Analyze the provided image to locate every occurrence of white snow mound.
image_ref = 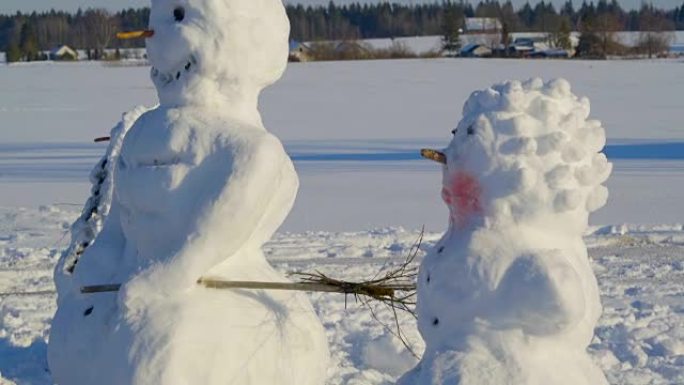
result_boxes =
[398,78,612,385]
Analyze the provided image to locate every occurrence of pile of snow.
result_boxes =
[48,0,328,384]
[400,79,611,384]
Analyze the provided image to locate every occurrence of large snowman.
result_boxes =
[48,0,330,384]
[398,79,611,385]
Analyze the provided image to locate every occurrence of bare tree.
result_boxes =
[636,5,675,58]
[37,15,70,49]
[498,1,520,51]
[84,9,116,60]
[441,4,464,56]
[591,13,624,56]
[552,17,573,50]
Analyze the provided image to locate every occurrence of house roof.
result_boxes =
[50,45,77,57]
[465,17,502,32]
[460,43,480,53]
[289,40,315,52]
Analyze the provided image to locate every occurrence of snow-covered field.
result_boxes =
[1,207,683,384]
[2,59,684,231]
[1,59,683,383]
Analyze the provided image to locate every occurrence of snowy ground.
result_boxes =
[1,59,683,231]
[1,59,683,383]
[1,206,683,384]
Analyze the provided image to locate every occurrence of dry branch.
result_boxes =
[199,278,414,297]
[80,278,416,299]
[79,231,424,356]
[288,229,424,357]
[81,284,121,293]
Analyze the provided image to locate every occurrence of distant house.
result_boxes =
[464,17,502,34]
[289,40,312,62]
[507,36,577,58]
[460,43,492,58]
[513,37,550,52]
[334,41,370,56]
[511,37,536,53]
[292,40,373,61]
[528,49,570,58]
[49,45,78,61]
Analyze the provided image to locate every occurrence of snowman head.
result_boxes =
[422,79,612,234]
[120,0,289,108]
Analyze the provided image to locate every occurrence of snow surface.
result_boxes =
[1,207,683,384]
[1,59,683,231]
[361,36,443,55]
[0,57,683,384]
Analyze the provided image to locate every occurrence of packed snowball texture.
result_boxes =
[47,0,330,384]
[398,78,612,385]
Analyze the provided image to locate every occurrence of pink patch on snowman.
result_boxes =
[442,171,482,227]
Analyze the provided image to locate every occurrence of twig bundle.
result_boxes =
[79,231,424,355]
[290,231,421,316]
[81,274,417,301]
[198,278,414,297]
[283,230,423,357]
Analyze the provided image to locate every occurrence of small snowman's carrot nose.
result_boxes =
[421,149,447,164]
[116,30,155,40]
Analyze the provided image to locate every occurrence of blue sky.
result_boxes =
[0,0,681,14]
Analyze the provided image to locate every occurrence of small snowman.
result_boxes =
[48,1,329,384]
[398,79,611,385]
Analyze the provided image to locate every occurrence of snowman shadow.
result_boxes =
[0,337,51,384]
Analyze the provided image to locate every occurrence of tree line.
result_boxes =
[1,1,683,62]
[0,8,148,62]
[288,1,683,41]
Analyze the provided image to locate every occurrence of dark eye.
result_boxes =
[451,128,457,135]
[173,7,185,22]
[467,126,475,135]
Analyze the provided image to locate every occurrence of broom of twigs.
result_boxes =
[79,231,423,355]
[290,229,423,357]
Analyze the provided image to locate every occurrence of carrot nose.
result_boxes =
[421,149,446,164]
[116,30,155,40]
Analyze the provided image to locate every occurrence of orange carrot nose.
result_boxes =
[421,149,447,165]
[116,30,155,40]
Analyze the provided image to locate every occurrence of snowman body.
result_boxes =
[48,1,329,384]
[399,79,611,385]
